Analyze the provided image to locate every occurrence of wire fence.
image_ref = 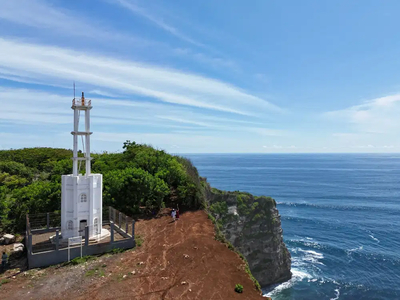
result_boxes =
[109,207,134,237]
[27,212,61,231]
[27,207,134,254]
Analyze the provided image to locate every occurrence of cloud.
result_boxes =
[0,0,148,45]
[0,88,282,141]
[0,37,281,116]
[89,90,119,98]
[110,0,204,47]
[262,145,297,150]
[324,94,400,134]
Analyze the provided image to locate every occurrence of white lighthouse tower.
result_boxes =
[61,92,103,240]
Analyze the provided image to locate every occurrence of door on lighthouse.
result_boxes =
[79,220,87,238]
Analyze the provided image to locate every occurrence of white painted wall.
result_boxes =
[61,174,103,239]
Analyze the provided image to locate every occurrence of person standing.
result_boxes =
[176,206,180,221]
[1,251,7,271]
[171,209,176,222]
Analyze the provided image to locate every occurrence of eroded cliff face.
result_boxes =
[205,185,291,287]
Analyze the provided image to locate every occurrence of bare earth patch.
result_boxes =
[1,211,264,299]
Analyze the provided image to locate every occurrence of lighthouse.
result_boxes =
[61,92,103,240]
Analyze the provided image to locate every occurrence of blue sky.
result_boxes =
[1,0,400,153]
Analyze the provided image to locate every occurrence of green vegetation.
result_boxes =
[0,279,10,288]
[135,235,144,247]
[206,205,261,292]
[206,188,270,293]
[209,187,276,228]
[0,141,204,232]
[245,263,262,291]
[69,255,96,265]
[85,265,105,277]
[235,284,244,293]
[110,248,125,254]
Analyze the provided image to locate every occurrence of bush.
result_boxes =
[0,141,207,232]
[135,235,144,247]
[69,255,95,265]
[235,284,243,293]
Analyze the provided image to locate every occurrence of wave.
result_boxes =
[277,201,398,213]
[366,230,380,243]
[369,234,380,243]
[346,245,363,253]
[263,269,312,297]
[330,288,340,300]
[291,248,325,266]
[287,238,400,264]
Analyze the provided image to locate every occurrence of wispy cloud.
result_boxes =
[0,37,281,116]
[324,94,400,134]
[110,0,204,47]
[0,88,282,141]
[0,0,148,45]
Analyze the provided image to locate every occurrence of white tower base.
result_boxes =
[61,174,103,240]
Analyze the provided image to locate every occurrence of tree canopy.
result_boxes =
[0,141,204,232]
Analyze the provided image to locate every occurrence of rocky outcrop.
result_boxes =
[205,184,291,287]
[1,234,16,245]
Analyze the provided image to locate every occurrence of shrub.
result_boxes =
[135,235,143,247]
[111,248,125,254]
[69,255,95,265]
[235,284,243,293]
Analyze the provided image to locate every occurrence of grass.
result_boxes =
[245,264,261,292]
[68,255,96,265]
[111,248,125,254]
[85,265,105,277]
[135,235,144,247]
[206,208,262,293]
[0,279,10,288]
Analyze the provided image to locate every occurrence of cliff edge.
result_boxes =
[205,183,292,287]
[1,210,265,300]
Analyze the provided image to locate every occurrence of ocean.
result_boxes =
[184,154,400,300]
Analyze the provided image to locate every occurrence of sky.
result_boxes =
[1,0,400,153]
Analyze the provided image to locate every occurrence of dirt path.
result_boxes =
[1,211,264,299]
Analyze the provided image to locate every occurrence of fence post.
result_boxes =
[28,234,33,254]
[26,214,29,232]
[55,230,60,251]
[131,220,135,239]
[110,221,114,243]
[85,226,89,246]
[125,216,128,233]
[113,209,116,224]
[47,213,50,230]
[109,206,112,222]
[119,213,122,228]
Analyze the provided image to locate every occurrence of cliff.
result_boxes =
[205,184,292,287]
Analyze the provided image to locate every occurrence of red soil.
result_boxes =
[1,210,264,299]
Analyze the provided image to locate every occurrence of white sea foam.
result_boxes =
[369,234,380,243]
[263,269,312,297]
[291,248,325,266]
[330,288,340,300]
[347,245,363,253]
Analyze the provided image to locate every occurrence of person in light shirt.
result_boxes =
[171,209,176,222]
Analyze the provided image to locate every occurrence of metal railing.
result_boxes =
[26,207,135,254]
[72,98,91,107]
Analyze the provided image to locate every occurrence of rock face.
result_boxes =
[205,185,292,287]
[12,243,24,258]
[2,234,16,245]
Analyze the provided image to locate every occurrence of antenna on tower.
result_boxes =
[73,81,76,99]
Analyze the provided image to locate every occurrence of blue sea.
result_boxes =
[184,154,400,300]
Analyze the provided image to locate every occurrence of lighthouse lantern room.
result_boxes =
[61,92,103,240]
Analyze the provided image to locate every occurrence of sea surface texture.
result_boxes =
[184,154,400,300]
